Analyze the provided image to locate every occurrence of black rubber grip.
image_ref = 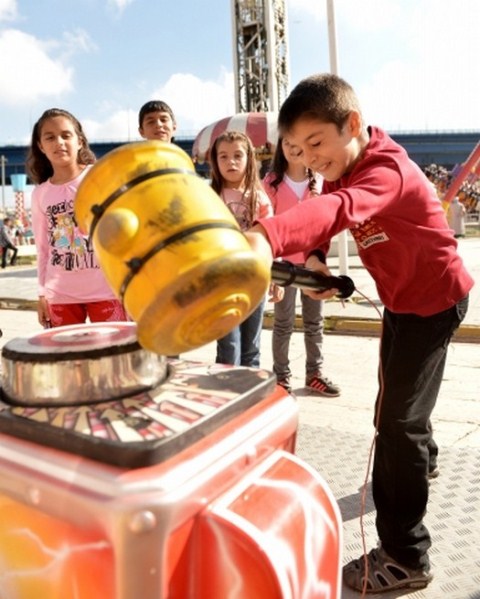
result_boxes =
[271,260,355,299]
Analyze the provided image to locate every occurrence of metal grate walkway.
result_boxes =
[297,425,480,599]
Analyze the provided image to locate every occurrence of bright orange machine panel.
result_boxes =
[0,495,114,599]
[0,325,342,599]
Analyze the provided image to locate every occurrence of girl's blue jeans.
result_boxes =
[216,298,266,367]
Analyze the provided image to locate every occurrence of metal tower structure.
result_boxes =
[231,0,290,113]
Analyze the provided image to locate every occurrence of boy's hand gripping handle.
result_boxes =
[271,260,355,299]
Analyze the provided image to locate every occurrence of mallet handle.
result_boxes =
[271,260,355,299]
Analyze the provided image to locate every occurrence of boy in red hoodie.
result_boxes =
[247,73,473,593]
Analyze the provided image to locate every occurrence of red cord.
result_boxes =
[349,288,385,598]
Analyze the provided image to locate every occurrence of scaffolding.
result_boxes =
[231,0,289,113]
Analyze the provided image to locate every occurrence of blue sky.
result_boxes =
[0,0,479,147]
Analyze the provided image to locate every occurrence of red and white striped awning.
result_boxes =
[192,111,279,164]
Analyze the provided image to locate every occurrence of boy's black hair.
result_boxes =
[278,73,362,134]
[138,100,176,127]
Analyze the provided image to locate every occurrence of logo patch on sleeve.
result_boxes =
[350,218,389,249]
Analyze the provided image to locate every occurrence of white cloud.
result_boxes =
[61,28,97,59]
[107,0,135,15]
[336,0,402,31]
[287,0,480,131]
[0,29,73,104]
[0,0,17,21]
[287,0,324,22]
[287,0,401,29]
[82,68,235,142]
[361,62,480,132]
[288,0,404,30]
[357,0,480,131]
[78,69,236,142]
[1,0,478,145]
[82,109,138,142]
[150,69,236,133]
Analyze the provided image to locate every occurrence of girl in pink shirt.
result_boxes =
[263,137,339,397]
[210,131,273,367]
[27,108,127,328]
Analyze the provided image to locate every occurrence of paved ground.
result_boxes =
[0,235,479,599]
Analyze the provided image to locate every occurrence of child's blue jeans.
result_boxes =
[216,298,266,367]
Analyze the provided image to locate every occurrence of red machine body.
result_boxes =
[0,323,342,598]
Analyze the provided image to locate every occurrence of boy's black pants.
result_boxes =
[372,296,468,569]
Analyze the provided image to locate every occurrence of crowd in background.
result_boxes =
[424,162,480,220]
[0,158,478,270]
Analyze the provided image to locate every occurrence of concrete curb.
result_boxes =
[2,299,479,343]
[0,298,38,311]
[263,312,480,343]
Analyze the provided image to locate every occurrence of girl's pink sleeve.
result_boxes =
[262,174,278,212]
[256,189,274,219]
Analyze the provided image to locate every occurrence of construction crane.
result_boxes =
[231,0,289,113]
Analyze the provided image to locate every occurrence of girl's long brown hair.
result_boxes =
[210,131,263,227]
[26,108,96,184]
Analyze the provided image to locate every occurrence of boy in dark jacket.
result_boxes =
[0,217,18,268]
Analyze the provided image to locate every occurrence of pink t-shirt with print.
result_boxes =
[31,168,117,304]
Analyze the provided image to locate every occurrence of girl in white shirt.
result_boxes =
[263,137,339,397]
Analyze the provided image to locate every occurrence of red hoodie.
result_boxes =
[258,127,474,316]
